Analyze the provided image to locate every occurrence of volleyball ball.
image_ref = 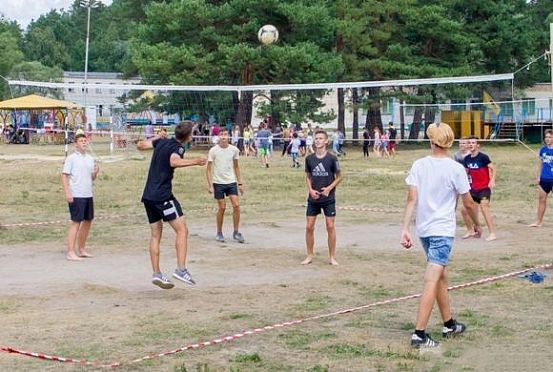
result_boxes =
[258,24,279,45]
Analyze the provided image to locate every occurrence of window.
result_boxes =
[381,99,393,115]
[499,98,513,118]
[521,98,535,116]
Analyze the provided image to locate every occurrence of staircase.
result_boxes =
[496,122,518,140]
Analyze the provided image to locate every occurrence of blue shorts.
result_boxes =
[420,236,454,266]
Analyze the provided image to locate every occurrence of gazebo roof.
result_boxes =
[0,94,81,110]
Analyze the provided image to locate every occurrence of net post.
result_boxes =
[109,116,114,155]
[64,114,69,158]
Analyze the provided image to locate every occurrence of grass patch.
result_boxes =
[232,352,262,363]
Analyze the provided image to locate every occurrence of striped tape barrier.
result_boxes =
[1,263,550,368]
[1,204,398,229]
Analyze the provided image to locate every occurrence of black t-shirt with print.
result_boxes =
[305,152,340,203]
[142,138,185,202]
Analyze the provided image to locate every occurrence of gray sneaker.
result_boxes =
[215,233,225,242]
[233,231,245,243]
[152,273,174,289]
[173,268,196,285]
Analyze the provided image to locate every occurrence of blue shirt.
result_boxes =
[257,129,271,147]
[539,146,553,180]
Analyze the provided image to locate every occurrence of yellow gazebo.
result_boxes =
[0,94,83,143]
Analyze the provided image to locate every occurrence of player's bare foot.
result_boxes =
[528,223,542,227]
[462,231,475,239]
[329,257,339,266]
[78,251,93,258]
[301,256,313,265]
[66,252,84,261]
[485,233,497,241]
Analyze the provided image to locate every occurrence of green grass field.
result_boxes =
[1,139,552,371]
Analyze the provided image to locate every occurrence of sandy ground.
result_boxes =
[2,213,553,371]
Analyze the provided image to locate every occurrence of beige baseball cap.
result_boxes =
[426,122,454,148]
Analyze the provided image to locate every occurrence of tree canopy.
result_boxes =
[0,0,551,125]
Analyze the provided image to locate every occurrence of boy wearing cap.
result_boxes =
[401,122,481,349]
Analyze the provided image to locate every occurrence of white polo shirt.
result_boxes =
[208,144,239,184]
[63,152,95,197]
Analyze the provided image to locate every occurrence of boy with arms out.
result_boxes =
[206,128,246,243]
[401,122,481,348]
[137,121,207,289]
[62,134,100,261]
[302,130,343,266]
[461,136,497,241]
[530,129,553,227]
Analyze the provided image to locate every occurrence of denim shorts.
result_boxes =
[420,236,454,266]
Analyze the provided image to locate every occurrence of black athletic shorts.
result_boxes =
[306,200,336,217]
[68,197,94,222]
[539,179,553,194]
[143,199,184,224]
[470,188,491,204]
[213,183,238,199]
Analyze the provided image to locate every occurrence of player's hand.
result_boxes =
[196,157,207,166]
[93,164,100,174]
[320,187,331,197]
[66,193,74,203]
[208,185,213,194]
[535,177,540,186]
[488,180,495,189]
[309,189,320,199]
[400,230,412,249]
[238,184,245,196]
[473,225,483,239]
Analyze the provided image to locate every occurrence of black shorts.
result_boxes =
[539,180,553,194]
[213,183,238,199]
[470,188,491,204]
[306,200,336,217]
[68,197,94,222]
[143,199,184,224]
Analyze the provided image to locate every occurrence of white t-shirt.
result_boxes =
[62,152,95,197]
[405,156,470,237]
[208,144,239,184]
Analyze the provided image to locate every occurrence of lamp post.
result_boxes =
[79,0,100,107]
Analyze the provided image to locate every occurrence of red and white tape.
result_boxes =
[1,263,550,368]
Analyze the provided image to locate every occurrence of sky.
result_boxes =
[1,0,113,29]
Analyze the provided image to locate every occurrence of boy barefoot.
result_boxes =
[461,136,497,241]
[62,134,99,261]
[302,130,343,265]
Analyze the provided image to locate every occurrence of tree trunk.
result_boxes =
[409,108,423,139]
[236,91,253,128]
[337,87,345,133]
[270,90,281,128]
[352,88,359,141]
[423,106,436,139]
[365,87,382,131]
[236,63,254,129]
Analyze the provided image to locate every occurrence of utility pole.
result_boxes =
[80,0,100,107]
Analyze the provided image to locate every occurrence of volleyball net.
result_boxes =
[3,72,551,151]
